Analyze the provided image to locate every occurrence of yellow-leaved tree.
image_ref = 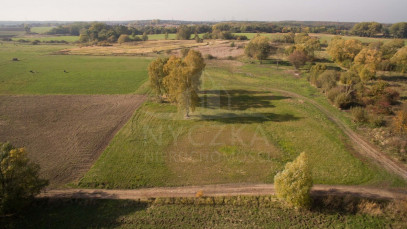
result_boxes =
[148,57,169,102]
[162,50,205,117]
[274,152,313,209]
[0,142,48,214]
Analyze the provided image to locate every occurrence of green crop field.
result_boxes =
[145,33,177,40]
[30,26,54,34]
[78,60,404,189]
[4,196,406,228]
[0,43,150,94]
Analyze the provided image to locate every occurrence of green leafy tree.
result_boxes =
[0,142,48,214]
[142,32,149,41]
[351,22,383,37]
[390,22,407,38]
[274,152,313,209]
[381,39,405,59]
[176,25,192,40]
[245,35,272,63]
[391,46,407,73]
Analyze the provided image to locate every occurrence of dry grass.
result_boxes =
[59,40,213,56]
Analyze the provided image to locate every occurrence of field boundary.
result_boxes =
[40,184,407,200]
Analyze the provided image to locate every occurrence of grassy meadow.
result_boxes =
[12,35,79,42]
[0,43,150,94]
[78,61,405,189]
[30,26,54,34]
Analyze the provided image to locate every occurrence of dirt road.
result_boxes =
[39,184,407,200]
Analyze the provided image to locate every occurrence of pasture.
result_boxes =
[12,35,79,42]
[78,60,404,189]
[30,26,54,34]
[0,43,150,94]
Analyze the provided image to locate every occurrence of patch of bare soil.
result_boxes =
[0,95,146,187]
[180,40,247,59]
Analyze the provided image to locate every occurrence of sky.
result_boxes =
[1,0,406,23]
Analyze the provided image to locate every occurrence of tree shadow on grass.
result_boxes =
[1,198,149,228]
[200,90,291,111]
[199,112,301,124]
[380,75,407,82]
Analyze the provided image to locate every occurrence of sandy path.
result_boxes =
[39,184,407,200]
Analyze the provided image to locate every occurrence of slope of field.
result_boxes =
[0,43,150,94]
[78,62,405,189]
[0,95,146,187]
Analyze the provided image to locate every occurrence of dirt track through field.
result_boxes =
[40,184,407,200]
[0,95,146,187]
[266,87,407,181]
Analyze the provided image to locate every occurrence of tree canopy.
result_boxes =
[0,143,48,214]
[149,50,205,117]
[274,152,313,209]
[245,35,273,63]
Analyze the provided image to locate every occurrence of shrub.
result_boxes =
[0,142,48,214]
[117,34,130,44]
[236,35,248,41]
[369,115,386,127]
[204,54,216,60]
[288,50,309,69]
[230,42,235,47]
[327,87,342,102]
[350,107,368,123]
[274,152,313,209]
[180,48,190,58]
[334,93,352,109]
[317,70,339,92]
[31,40,40,45]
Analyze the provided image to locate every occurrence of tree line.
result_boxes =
[46,21,407,40]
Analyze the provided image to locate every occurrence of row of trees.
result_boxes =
[351,22,407,38]
[148,50,206,117]
[46,21,407,39]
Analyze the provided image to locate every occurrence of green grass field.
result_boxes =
[0,30,25,37]
[12,35,79,42]
[3,196,405,228]
[78,61,404,189]
[30,26,54,34]
[0,43,150,94]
